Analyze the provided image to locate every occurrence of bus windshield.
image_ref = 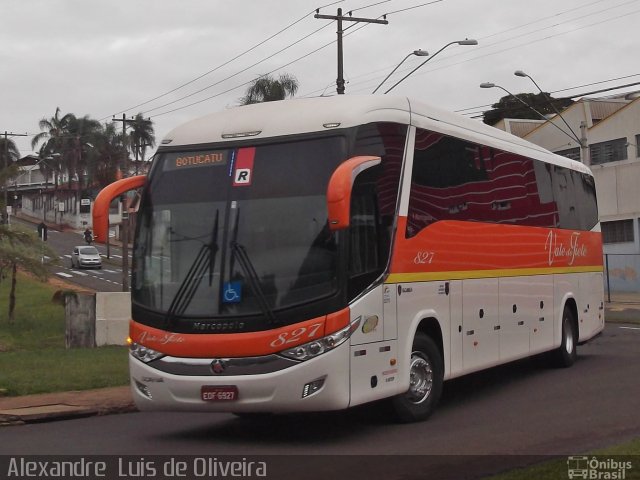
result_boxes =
[132,136,347,321]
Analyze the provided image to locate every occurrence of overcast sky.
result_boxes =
[2,0,639,157]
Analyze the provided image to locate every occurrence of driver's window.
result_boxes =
[348,168,385,299]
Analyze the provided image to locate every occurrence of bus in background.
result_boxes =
[107,95,603,422]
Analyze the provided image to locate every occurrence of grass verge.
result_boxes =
[0,272,129,396]
[0,346,129,396]
[488,438,640,479]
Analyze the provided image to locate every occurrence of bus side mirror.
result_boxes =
[326,156,381,231]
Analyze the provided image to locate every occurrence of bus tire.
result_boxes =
[390,333,443,423]
[553,306,578,368]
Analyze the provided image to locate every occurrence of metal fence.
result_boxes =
[603,253,640,303]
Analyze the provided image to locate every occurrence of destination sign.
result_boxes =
[163,150,228,171]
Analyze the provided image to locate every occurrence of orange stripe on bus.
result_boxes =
[130,307,350,358]
[391,218,603,275]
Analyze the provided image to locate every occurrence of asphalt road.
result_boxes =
[15,217,130,292]
[1,324,638,479]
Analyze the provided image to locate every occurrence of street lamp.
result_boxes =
[384,39,478,94]
[514,70,582,145]
[43,153,61,223]
[480,82,549,117]
[480,82,578,142]
[372,49,429,94]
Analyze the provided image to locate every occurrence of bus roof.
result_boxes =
[162,95,591,175]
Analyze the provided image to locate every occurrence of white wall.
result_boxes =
[95,292,131,346]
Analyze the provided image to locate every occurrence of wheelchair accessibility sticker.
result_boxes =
[223,282,242,304]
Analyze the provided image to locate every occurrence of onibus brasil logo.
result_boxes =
[567,456,633,479]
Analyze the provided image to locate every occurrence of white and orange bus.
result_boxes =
[113,95,604,422]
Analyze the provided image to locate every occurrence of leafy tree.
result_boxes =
[0,226,56,323]
[240,73,299,105]
[482,92,574,125]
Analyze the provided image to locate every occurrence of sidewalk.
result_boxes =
[0,386,135,426]
[0,303,638,427]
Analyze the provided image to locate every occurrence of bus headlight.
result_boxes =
[279,316,361,362]
[130,343,165,363]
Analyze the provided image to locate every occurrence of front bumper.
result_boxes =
[129,339,351,413]
[79,260,102,268]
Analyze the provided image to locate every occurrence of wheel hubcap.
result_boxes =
[407,353,433,404]
[564,320,574,354]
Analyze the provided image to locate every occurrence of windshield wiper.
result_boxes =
[165,210,219,327]
[230,240,277,324]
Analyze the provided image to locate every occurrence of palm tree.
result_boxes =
[31,108,73,194]
[0,136,20,224]
[91,122,126,188]
[240,73,299,105]
[64,114,102,188]
[128,114,156,175]
[0,136,20,166]
[31,107,72,156]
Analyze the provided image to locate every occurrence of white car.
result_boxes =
[71,246,102,269]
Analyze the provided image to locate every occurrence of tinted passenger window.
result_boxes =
[406,128,598,237]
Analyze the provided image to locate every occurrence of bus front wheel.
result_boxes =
[553,306,578,367]
[390,333,443,423]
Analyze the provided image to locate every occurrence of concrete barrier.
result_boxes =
[65,294,96,348]
[95,292,131,346]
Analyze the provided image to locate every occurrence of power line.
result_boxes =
[463,81,640,120]
[347,0,392,14]
[313,0,636,96]
[143,1,408,115]
[147,0,636,119]
[150,37,339,118]
[348,2,640,95]
[479,0,608,41]
[455,73,640,114]
[149,3,395,117]
[146,0,448,114]
[383,0,444,16]
[102,0,344,120]
[146,0,449,115]
[142,22,333,115]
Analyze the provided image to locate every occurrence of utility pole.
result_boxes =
[580,121,590,166]
[111,115,151,291]
[112,115,134,292]
[2,131,28,225]
[315,8,388,95]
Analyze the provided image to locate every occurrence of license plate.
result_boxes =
[201,385,238,402]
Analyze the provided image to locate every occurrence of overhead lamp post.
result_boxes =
[43,153,61,222]
[384,39,478,94]
[480,82,579,144]
[372,49,429,94]
[514,70,582,145]
[480,82,549,118]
